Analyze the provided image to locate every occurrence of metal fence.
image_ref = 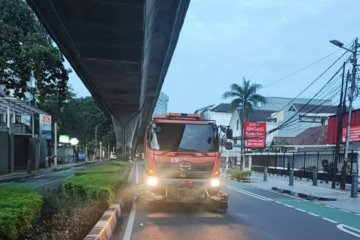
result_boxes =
[251,151,358,183]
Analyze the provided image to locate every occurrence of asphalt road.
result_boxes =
[0,162,101,190]
[111,161,360,240]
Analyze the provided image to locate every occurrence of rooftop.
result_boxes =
[273,125,328,146]
[211,103,232,113]
[236,108,276,122]
[290,103,337,114]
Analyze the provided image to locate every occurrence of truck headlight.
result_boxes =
[147,177,158,186]
[211,179,220,187]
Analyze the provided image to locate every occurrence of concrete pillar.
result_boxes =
[125,116,139,158]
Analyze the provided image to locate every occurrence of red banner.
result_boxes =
[342,126,360,143]
[244,122,266,148]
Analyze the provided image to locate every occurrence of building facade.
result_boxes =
[194,103,233,126]
[152,91,169,117]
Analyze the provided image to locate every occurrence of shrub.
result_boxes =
[20,187,107,240]
[63,162,131,206]
[226,169,252,179]
[0,187,42,240]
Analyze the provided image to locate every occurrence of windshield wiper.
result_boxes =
[162,147,197,154]
[162,147,208,156]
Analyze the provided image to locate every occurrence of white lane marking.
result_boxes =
[226,185,272,201]
[339,209,351,213]
[275,201,283,204]
[325,205,335,208]
[323,218,338,224]
[284,204,294,208]
[34,174,46,179]
[337,224,360,238]
[356,214,360,217]
[123,162,138,240]
[295,208,306,212]
[308,213,319,217]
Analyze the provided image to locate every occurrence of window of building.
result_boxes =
[0,114,4,123]
[15,115,22,123]
[321,118,326,126]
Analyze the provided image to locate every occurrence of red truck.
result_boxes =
[140,113,233,212]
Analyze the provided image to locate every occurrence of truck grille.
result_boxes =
[155,162,214,179]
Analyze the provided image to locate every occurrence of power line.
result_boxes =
[263,43,352,89]
[268,62,347,135]
[270,51,350,120]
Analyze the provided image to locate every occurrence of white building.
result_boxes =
[153,91,169,117]
[229,108,276,146]
[194,103,232,127]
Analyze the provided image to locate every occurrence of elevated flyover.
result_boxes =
[26,0,190,158]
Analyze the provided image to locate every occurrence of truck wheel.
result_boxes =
[209,201,228,213]
[207,189,219,196]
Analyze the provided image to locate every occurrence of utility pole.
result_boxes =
[334,62,346,189]
[348,37,358,197]
[95,125,97,140]
[54,122,58,169]
[241,97,246,170]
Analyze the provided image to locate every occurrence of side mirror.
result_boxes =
[226,128,233,139]
[154,126,161,133]
[225,142,233,150]
[220,125,226,133]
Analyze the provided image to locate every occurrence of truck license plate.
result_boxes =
[178,180,193,186]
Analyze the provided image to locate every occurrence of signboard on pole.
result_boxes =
[59,135,69,143]
[39,114,52,139]
[342,126,360,143]
[244,122,266,148]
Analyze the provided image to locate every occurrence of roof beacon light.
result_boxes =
[166,113,202,118]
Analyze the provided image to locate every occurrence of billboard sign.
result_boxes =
[244,122,266,148]
[342,126,360,143]
[59,135,70,143]
[39,114,52,139]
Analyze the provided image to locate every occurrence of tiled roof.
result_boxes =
[273,125,328,145]
[211,103,232,113]
[291,103,337,114]
[236,108,276,122]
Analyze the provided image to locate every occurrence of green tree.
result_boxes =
[59,96,115,149]
[222,77,267,167]
[0,0,70,100]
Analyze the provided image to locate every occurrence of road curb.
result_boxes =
[271,187,337,201]
[83,200,123,240]
[52,161,97,172]
[0,174,35,184]
[83,162,135,240]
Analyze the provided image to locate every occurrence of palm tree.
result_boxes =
[222,77,267,168]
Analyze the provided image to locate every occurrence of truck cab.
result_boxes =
[141,113,232,211]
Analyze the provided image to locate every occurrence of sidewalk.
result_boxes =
[221,171,360,214]
[0,160,98,184]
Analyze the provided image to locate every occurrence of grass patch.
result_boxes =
[226,169,252,179]
[0,187,42,240]
[74,161,130,176]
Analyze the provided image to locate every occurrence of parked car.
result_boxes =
[110,152,117,160]
[78,153,86,161]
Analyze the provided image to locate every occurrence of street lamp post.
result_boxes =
[330,37,359,197]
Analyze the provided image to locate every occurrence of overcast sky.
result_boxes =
[68,0,360,113]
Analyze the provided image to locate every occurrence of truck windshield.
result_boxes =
[150,123,218,152]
